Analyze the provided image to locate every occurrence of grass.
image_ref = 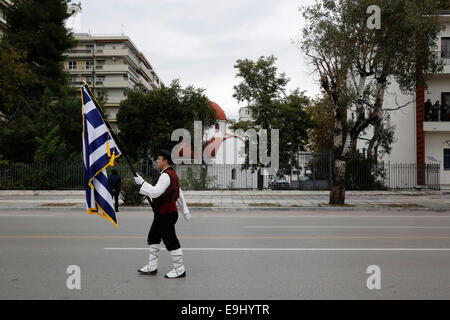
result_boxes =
[40,203,76,207]
[187,203,214,207]
[248,203,281,207]
[380,203,424,208]
[318,203,357,207]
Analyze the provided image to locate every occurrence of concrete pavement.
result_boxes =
[0,189,449,211]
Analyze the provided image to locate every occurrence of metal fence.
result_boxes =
[384,163,440,190]
[0,158,441,190]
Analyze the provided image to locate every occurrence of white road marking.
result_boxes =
[196,215,450,218]
[104,247,450,251]
[242,225,450,229]
[0,215,54,217]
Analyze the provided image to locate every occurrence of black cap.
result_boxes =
[157,149,173,165]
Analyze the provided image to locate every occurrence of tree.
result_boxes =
[0,0,80,163]
[116,80,217,162]
[300,0,444,204]
[34,125,69,163]
[232,55,313,172]
[306,94,334,153]
[4,0,77,98]
[0,43,38,163]
[0,43,35,122]
[35,86,85,157]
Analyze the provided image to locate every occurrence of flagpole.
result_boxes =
[82,81,156,212]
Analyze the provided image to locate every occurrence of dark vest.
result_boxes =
[153,167,180,214]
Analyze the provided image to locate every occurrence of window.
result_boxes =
[85,61,93,70]
[96,76,105,84]
[442,38,450,58]
[231,168,236,180]
[442,93,450,106]
[444,149,450,170]
[68,61,77,70]
[96,60,105,69]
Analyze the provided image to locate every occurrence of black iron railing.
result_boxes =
[0,160,441,190]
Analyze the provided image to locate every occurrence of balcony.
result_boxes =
[93,79,130,89]
[123,50,141,69]
[139,62,154,79]
[128,66,140,80]
[423,121,450,132]
[93,48,129,57]
[67,66,94,73]
[139,74,152,91]
[97,64,129,73]
[65,49,93,57]
[70,79,92,86]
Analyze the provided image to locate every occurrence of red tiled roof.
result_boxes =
[209,101,227,121]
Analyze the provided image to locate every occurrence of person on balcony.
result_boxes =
[440,100,449,121]
[432,100,440,121]
[424,99,432,121]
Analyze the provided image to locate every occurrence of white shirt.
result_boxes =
[139,167,190,215]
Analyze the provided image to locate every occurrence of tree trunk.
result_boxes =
[329,159,346,205]
[367,116,382,160]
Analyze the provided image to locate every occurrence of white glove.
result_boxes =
[133,174,144,186]
[183,213,191,221]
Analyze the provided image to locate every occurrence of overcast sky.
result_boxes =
[70,0,320,120]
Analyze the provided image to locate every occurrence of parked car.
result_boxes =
[269,176,290,190]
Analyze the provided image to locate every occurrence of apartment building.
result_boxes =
[378,12,450,188]
[64,33,162,124]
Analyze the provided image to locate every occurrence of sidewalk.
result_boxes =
[0,189,449,211]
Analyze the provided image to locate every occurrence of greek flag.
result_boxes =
[81,86,121,227]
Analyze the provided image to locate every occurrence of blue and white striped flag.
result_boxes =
[81,86,121,227]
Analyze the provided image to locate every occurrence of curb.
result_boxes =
[1,190,449,196]
[1,205,449,213]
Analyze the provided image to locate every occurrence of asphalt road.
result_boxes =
[0,208,449,299]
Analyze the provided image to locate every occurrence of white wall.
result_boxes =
[375,80,416,163]
[425,132,450,185]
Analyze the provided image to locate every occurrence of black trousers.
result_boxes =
[112,191,119,212]
[147,211,181,251]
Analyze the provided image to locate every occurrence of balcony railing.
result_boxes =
[68,66,93,71]
[66,49,93,54]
